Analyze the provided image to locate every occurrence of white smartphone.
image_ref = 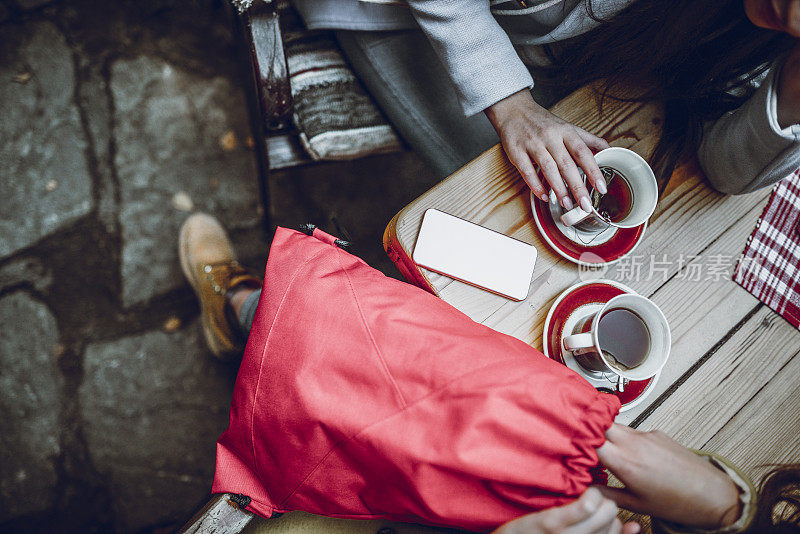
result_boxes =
[412,209,537,301]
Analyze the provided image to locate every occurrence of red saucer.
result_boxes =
[543,280,656,411]
[531,192,646,266]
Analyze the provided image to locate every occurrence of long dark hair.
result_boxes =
[533,0,794,191]
[749,464,800,532]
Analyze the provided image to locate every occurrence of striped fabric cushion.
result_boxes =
[279,2,403,161]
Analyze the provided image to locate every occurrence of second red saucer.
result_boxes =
[542,279,658,412]
[531,192,646,266]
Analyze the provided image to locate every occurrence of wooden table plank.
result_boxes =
[430,157,771,318]
[619,200,768,424]
[475,197,766,426]
[703,352,800,480]
[634,306,800,443]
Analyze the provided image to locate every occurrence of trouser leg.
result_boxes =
[237,289,262,334]
[336,30,501,178]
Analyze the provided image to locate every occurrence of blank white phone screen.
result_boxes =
[412,209,537,301]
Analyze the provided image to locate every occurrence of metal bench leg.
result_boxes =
[178,493,255,534]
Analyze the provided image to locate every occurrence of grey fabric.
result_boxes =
[291,0,418,31]
[699,58,800,195]
[299,0,533,116]
[335,30,502,178]
[298,0,799,194]
[295,0,633,115]
[287,36,388,140]
[284,31,402,160]
[336,29,568,178]
[238,289,262,334]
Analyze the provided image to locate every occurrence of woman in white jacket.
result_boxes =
[294,0,799,210]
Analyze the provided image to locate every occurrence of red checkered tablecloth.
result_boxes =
[734,170,800,329]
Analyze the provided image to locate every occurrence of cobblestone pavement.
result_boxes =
[0,0,437,531]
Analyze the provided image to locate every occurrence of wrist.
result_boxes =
[485,89,538,129]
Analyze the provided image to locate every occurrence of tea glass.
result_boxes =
[560,147,658,232]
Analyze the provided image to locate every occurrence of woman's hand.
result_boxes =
[492,488,640,534]
[597,423,742,530]
[485,89,610,211]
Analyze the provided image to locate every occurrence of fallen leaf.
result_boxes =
[163,317,181,332]
[220,130,238,151]
[245,136,255,149]
[13,72,32,84]
[53,343,66,359]
[171,191,194,212]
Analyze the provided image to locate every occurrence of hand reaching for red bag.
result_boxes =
[493,487,640,534]
[597,423,741,530]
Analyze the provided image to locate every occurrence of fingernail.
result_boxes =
[580,196,592,213]
[541,192,550,203]
[562,197,573,210]
[597,179,607,195]
[583,488,602,512]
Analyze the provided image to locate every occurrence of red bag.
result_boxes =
[212,227,620,532]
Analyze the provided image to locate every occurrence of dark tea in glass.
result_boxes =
[597,307,651,371]
[590,167,635,223]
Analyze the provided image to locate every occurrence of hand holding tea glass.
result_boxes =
[485,89,610,211]
[557,147,658,232]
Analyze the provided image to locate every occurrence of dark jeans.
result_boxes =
[238,289,261,333]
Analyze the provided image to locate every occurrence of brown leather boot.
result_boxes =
[179,213,261,359]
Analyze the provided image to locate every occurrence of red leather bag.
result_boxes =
[212,227,620,532]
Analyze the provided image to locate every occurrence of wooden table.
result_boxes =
[384,86,800,517]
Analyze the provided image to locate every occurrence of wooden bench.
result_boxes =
[230,0,404,173]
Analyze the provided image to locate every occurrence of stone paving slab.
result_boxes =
[0,292,63,523]
[80,321,235,532]
[0,20,93,259]
[112,55,261,307]
[0,256,53,294]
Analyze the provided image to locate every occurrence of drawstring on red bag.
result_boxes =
[299,223,351,251]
